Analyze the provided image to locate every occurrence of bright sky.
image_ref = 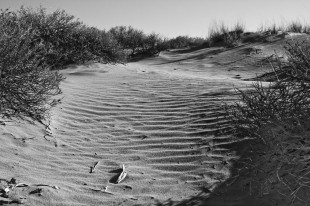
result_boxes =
[1,0,310,38]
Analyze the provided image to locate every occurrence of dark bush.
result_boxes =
[224,39,310,203]
[15,7,125,68]
[226,39,310,137]
[108,26,167,58]
[0,9,64,121]
[165,36,206,49]
[0,7,125,121]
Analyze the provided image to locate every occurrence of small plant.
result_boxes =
[286,21,303,33]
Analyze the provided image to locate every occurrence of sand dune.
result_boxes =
[0,42,279,205]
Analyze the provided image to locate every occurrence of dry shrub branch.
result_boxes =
[225,38,310,203]
[0,9,64,121]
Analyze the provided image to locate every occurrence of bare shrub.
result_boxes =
[108,26,167,58]
[226,38,310,137]
[224,38,310,203]
[15,7,125,68]
[0,7,125,121]
[0,9,64,121]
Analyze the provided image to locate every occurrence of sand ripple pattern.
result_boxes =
[48,64,236,205]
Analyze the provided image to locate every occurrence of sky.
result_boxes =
[1,0,310,38]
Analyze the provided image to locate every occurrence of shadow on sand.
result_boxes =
[154,139,284,206]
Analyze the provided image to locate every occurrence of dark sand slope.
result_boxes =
[0,37,292,205]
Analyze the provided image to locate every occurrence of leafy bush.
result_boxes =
[138,33,167,56]
[108,26,167,58]
[59,25,125,67]
[109,26,144,56]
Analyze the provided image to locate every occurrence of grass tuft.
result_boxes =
[207,22,245,48]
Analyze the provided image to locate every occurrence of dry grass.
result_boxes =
[258,20,310,34]
[207,22,245,48]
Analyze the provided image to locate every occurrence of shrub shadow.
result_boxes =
[154,139,256,206]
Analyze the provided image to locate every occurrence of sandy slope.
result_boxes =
[0,38,291,206]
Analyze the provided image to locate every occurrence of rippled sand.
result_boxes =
[0,41,286,205]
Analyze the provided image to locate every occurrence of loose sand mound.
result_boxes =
[0,36,299,205]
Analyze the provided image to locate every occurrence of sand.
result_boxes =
[0,35,296,206]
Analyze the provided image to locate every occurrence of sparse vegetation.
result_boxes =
[286,21,303,33]
[108,26,168,58]
[165,36,207,49]
[258,20,310,35]
[207,22,245,48]
[226,38,310,137]
[258,23,283,35]
[285,21,310,34]
[224,38,310,203]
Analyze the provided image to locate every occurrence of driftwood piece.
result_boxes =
[116,164,127,184]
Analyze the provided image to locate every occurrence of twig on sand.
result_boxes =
[116,164,127,184]
[1,178,60,194]
[89,185,138,201]
[249,181,252,196]
[0,197,25,204]
[21,137,35,141]
[43,131,58,147]
[129,196,138,200]
[32,184,60,189]
[89,161,100,173]
[0,178,60,204]
[89,185,114,195]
